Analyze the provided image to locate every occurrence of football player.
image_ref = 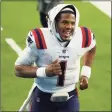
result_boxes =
[15,4,96,112]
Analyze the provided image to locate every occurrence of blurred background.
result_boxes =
[1,0,111,111]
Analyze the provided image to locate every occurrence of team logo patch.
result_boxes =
[36,97,40,102]
[27,36,33,46]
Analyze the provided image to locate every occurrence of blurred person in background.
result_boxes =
[37,0,64,27]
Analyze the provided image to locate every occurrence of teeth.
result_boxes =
[63,31,71,36]
[65,31,70,34]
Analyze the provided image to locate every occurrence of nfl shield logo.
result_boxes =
[62,49,66,53]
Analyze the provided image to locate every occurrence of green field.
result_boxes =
[1,1,111,111]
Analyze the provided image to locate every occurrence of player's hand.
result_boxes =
[79,76,88,90]
[45,59,62,77]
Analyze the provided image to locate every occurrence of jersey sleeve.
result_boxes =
[88,31,96,50]
[15,31,38,66]
[81,27,96,54]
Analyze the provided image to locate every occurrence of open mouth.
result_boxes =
[63,30,72,37]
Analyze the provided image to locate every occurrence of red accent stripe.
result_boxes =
[31,30,40,49]
[80,27,86,48]
[87,28,92,47]
[38,28,47,49]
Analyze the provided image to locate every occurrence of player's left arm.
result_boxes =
[83,45,96,67]
[80,32,96,90]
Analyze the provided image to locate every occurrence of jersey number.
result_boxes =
[57,61,67,86]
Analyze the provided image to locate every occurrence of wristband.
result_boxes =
[81,66,91,79]
[36,67,46,77]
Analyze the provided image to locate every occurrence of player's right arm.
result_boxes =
[14,31,62,78]
[14,31,39,78]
